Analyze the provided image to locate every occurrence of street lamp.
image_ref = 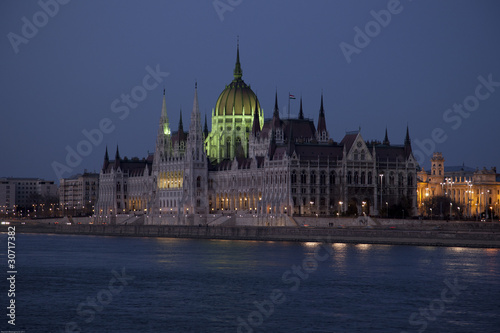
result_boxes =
[379,173,384,215]
[430,208,433,220]
[339,201,343,215]
[450,202,453,219]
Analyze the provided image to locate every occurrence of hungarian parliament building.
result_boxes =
[94,45,420,225]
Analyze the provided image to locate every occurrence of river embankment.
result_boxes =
[2,220,500,248]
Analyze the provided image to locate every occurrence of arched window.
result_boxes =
[390,172,395,186]
[330,171,336,185]
[301,170,307,184]
[354,150,359,161]
[320,171,326,185]
[361,172,365,184]
[310,171,316,185]
[347,171,352,184]
[368,172,372,184]
[291,170,297,184]
[196,176,201,188]
[407,174,413,186]
[354,171,359,184]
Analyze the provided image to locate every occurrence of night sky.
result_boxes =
[1,0,499,182]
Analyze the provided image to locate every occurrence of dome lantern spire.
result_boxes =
[233,37,242,82]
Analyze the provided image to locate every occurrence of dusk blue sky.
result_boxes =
[1,0,499,182]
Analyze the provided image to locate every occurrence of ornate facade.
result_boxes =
[417,152,500,219]
[95,45,419,225]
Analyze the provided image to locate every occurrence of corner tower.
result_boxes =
[205,41,264,162]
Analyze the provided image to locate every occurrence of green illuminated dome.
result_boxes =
[215,44,261,116]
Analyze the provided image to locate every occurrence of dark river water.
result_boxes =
[2,233,500,332]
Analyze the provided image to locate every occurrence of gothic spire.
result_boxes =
[272,89,280,128]
[114,145,121,169]
[252,98,261,136]
[187,82,204,161]
[160,88,170,134]
[274,89,279,115]
[404,125,412,157]
[233,38,242,81]
[203,113,209,139]
[178,109,183,132]
[102,146,109,171]
[298,96,304,120]
[316,92,327,136]
[383,127,390,145]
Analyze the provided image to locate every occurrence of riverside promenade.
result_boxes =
[3,219,500,248]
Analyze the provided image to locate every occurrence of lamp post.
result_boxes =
[379,173,384,215]
[339,201,343,215]
[450,202,453,220]
[430,208,433,220]
[467,181,473,218]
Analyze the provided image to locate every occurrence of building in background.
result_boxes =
[0,177,57,217]
[59,172,99,216]
[417,152,500,219]
[94,44,419,225]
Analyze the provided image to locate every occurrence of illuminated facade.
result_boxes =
[205,44,264,162]
[95,44,419,225]
[417,152,500,219]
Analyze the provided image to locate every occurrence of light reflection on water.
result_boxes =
[11,234,500,333]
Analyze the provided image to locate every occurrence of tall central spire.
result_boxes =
[233,37,242,81]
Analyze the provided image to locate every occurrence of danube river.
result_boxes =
[4,234,500,332]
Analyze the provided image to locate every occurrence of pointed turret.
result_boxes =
[316,92,329,142]
[383,127,390,145]
[102,146,109,172]
[405,125,411,146]
[182,82,208,216]
[233,38,242,82]
[203,114,209,139]
[178,109,183,132]
[114,146,121,170]
[404,125,412,157]
[154,89,172,162]
[186,82,204,161]
[272,90,280,129]
[252,98,261,136]
[298,97,304,120]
